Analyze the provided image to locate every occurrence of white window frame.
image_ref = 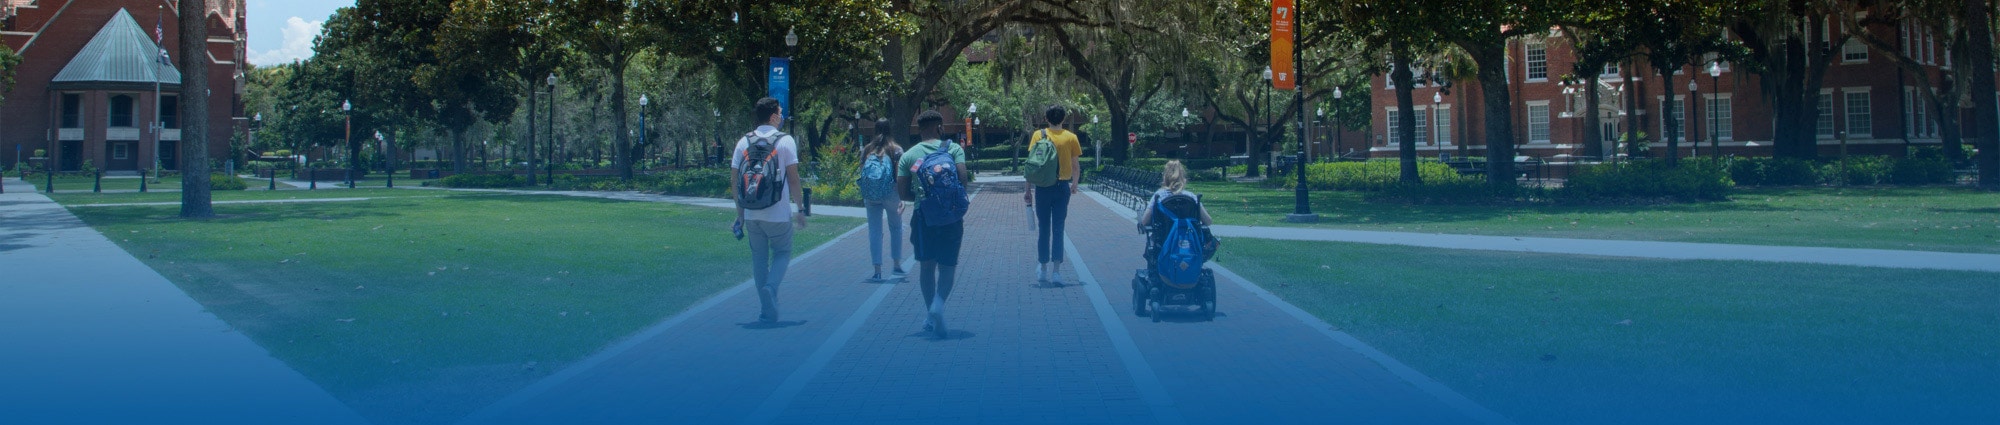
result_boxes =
[1656,95,1688,140]
[1841,39,1869,63]
[1844,88,1874,139]
[1385,107,1401,145]
[1601,63,1620,78]
[1704,93,1733,142]
[1414,106,1430,145]
[112,142,129,160]
[1525,40,1548,82]
[1817,89,1837,139]
[1435,106,1453,146]
[1527,101,1551,144]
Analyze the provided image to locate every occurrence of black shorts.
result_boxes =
[910,211,965,267]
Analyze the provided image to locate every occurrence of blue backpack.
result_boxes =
[916,142,969,226]
[1153,194,1208,287]
[858,154,896,202]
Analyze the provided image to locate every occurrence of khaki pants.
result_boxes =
[747,219,794,322]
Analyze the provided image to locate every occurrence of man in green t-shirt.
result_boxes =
[897,110,969,337]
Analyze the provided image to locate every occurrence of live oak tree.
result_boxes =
[178,0,213,217]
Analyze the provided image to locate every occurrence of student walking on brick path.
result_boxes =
[732,98,807,323]
[898,110,970,337]
[1023,105,1084,285]
[858,118,907,283]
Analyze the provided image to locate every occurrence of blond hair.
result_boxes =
[1160,160,1188,193]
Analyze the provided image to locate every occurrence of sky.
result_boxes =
[244,0,352,66]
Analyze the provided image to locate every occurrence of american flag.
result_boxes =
[155,11,168,65]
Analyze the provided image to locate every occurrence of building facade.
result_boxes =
[1369,21,1996,161]
[3,0,246,173]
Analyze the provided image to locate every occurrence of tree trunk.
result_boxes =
[1584,74,1605,158]
[178,0,211,218]
[1391,41,1421,184]
[1468,41,1516,186]
[1246,99,1263,178]
[1968,0,1998,188]
[451,129,466,173]
[526,81,538,185]
[1661,69,1680,166]
[612,60,633,180]
[349,123,364,180]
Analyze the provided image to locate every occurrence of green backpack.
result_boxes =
[1024,130,1062,187]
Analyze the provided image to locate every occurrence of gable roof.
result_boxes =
[50,8,181,90]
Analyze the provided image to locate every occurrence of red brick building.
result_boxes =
[1369,22,1997,161]
[3,0,246,172]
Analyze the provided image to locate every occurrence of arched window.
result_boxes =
[109,94,134,127]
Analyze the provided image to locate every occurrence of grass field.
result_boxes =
[1220,239,2000,424]
[1187,182,2000,253]
[48,187,455,206]
[60,192,859,424]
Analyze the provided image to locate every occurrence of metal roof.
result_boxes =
[50,8,181,90]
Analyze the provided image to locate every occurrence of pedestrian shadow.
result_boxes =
[737,320,808,330]
[1032,281,1076,289]
[907,330,978,341]
[1146,311,1227,324]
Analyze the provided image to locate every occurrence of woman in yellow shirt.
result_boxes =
[1024,105,1084,285]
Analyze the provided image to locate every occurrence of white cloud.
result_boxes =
[247,17,322,66]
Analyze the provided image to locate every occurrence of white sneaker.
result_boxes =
[1049,263,1064,285]
[1036,263,1048,283]
[922,315,934,332]
[928,296,947,338]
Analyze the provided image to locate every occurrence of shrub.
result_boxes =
[807,142,862,207]
[1275,160,1477,191]
[1891,148,1956,185]
[274,149,293,157]
[439,173,525,188]
[965,158,1012,171]
[1828,156,1894,186]
[547,169,732,198]
[1729,157,1823,186]
[1559,160,1732,202]
[209,173,248,191]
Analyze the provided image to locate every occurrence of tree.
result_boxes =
[549,0,658,180]
[178,0,213,217]
[1845,0,1978,165]
[1966,0,1997,188]
[1561,3,1646,159]
[1338,0,1442,183]
[0,44,21,104]
[1628,0,1739,166]
[1428,0,1576,186]
[1037,0,1198,167]
[1733,0,1847,159]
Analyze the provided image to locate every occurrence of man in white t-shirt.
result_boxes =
[732,97,806,324]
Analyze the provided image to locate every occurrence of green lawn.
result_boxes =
[62,192,858,424]
[1220,239,2000,424]
[1186,181,2000,254]
[49,187,455,206]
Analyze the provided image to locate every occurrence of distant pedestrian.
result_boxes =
[732,97,807,324]
[1022,105,1083,285]
[859,118,907,282]
[899,110,970,337]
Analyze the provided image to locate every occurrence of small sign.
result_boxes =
[768,58,792,119]
[1271,0,1296,91]
[1128,132,1138,144]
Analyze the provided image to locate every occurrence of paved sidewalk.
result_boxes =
[1078,187,2000,273]
[0,178,366,424]
[459,180,1492,424]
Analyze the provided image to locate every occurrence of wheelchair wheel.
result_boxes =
[1150,301,1163,323]
[1200,271,1218,321]
[1131,277,1150,317]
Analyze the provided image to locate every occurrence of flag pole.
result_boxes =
[154,5,164,180]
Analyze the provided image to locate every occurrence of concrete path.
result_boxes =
[457,179,1492,424]
[0,178,367,424]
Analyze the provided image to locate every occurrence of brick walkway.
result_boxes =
[461,178,1496,424]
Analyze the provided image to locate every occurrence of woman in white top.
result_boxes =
[1138,160,1213,229]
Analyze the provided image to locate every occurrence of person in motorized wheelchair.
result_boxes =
[1132,160,1220,321]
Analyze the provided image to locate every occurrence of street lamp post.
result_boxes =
[711,108,721,167]
[1708,62,1722,162]
[1687,78,1699,162]
[1332,87,1343,161]
[1092,115,1101,169]
[344,100,354,188]
[639,94,649,171]
[547,73,557,185]
[1286,58,1315,222]
[785,28,799,139]
[1433,91,1444,150]
[380,131,393,188]
[967,103,978,163]
[1181,107,1191,163]
[1259,66,1272,178]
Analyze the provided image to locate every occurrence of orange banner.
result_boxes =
[1271,0,1296,91]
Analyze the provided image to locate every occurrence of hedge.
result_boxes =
[1728,149,1957,186]
[1559,160,1732,202]
[1274,160,1478,191]
[439,173,526,188]
[210,173,248,191]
